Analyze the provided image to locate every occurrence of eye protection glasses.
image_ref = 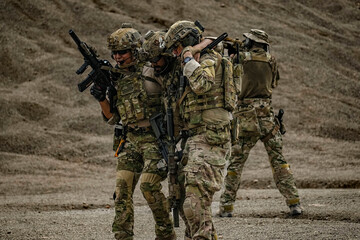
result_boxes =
[112,49,129,55]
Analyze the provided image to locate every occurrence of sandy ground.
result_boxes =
[1,189,360,239]
[0,0,359,239]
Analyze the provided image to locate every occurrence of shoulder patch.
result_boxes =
[142,64,155,78]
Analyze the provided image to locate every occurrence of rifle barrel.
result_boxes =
[69,29,81,45]
[200,32,228,56]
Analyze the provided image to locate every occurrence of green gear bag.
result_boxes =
[234,106,261,137]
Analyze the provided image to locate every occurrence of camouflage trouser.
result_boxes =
[220,102,300,212]
[113,131,175,240]
[180,127,231,240]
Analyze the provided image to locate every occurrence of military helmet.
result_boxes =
[142,30,166,60]
[243,29,269,44]
[107,23,142,51]
[164,20,203,49]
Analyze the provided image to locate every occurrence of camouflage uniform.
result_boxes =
[165,21,232,240]
[219,29,300,216]
[143,30,191,238]
[106,24,175,240]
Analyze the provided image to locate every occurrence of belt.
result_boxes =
[238,98,271,108]
[127,126,152,134]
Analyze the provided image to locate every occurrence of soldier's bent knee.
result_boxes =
[141,173,162,185]
[183,185,202,222]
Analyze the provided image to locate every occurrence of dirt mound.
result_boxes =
[0,0,359,201]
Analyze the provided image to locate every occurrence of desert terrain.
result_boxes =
[0,0,359,239]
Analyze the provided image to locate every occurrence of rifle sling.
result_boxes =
[177,86,192,106]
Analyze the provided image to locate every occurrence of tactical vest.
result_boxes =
[181,51,235,124]
[115,64,162,125]
[238,49,274,100]
[162,59,182,107]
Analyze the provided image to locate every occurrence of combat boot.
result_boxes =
[155,232,176,240]
[217,204,233,217]
[114,232,133,240]
[289,203,302,216]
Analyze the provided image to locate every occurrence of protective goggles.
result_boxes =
[112,49,129,55]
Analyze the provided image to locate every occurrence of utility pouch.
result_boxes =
[234,107,261,137]
[232,63,243,94]
[117,85,146,123]
[205,123,230,146]
[222,58,237,111]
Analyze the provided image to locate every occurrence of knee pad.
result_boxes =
[141,173,162,185]
[140,173,162,204]
[115,170,135,201]
[183,186,202,223]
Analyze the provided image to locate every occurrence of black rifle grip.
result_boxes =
[278,109,284,119]
[173,207,179,227]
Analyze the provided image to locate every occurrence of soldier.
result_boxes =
[141,30,182,124]
[218,29,302,217]
[143,29,192,239]
[164,20,233,240]
[90,23,175,240]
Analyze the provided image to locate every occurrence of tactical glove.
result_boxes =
[181,46,200,60]
[90,83,106,102]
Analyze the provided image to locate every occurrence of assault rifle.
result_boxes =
[149,113,169,162]
[200,32,228,56]
[69,29,117,112]
[149,112,181,227]
[166,106,181,228]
